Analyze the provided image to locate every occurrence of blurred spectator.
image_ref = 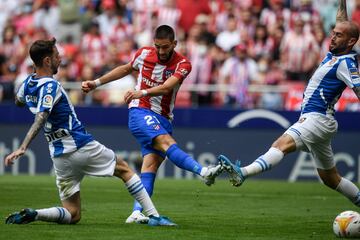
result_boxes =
[248,24,275,60]
[0,0,19,42]
[80,20,107,73]
[260,0,291,34]
[352,0,360,27]
[176,0,211,34]
[258,61,285,109]
[215,14,241,52]
[96,0,119,38]
[319,0,338,34]
[280,17,319,81]
[157,0,181,30]
[58,0,82,44]
[219,44,258,108]
[33,0,59,39]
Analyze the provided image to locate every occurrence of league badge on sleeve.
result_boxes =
[349,68,360,84]
[42,94,53,108]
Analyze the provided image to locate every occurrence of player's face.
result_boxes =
[329,23,352,55]
[154,38,176,63]
[50,47,61,74]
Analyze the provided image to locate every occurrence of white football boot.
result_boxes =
[202,164,223,186]
[125,210,149,224]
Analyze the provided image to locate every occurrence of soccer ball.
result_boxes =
[333,210,360,238]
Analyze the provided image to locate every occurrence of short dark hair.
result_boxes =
[154,25,175,41]
[29,38,57,67]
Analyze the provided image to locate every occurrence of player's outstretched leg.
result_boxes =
[148,215,177,226]
[166,144,223,186]
[5,207,72,224]
[218,155,245,187]
[5,208,37,224]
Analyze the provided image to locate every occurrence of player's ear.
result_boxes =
[43,56,51,66]
[348,37,358,48]
[173,40,177,48]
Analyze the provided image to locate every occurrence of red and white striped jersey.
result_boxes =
[129,47,192,120]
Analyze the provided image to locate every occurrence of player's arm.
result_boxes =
[336,0,348,23]
[81,63,133,93]
[4,111,49,166]
[353,86,360,100]
[124,75,181,104]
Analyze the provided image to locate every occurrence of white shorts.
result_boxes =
[52,140,116,201]
[284,113,338,170]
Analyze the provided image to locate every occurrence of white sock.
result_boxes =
[200,167,208,177]
[36,207,72,224]
[243,147,284,177]
[336,177,360,206]
[125,174,159,217]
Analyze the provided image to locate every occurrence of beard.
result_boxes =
[157,50,174,63]
[329,44,347,55]
[51,63,58,75]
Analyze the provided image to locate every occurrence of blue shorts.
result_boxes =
[128,107,173,158]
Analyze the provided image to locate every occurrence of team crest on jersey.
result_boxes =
[328,57,337,66]
[43,94,53,107]
[165,70,174,79]
[178,68,188,77]
[153,124,160,130]
[46,83,53,93]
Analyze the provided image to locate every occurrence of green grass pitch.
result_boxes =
[0,175,354,240]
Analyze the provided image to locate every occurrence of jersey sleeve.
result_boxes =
[37,81,61,113]
[16,82,26,104]
[173,60,191,82]
[130,48,145,71]
[336,58,360,88]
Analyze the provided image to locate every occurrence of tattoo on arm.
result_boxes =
[20,112,49,150]
[353,86,360,101]
[336,0,348,23]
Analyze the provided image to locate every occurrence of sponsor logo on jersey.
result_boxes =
[42,95,53,108]
[142,77,160,87]
[25,95,37,103]
[45,128,70,142]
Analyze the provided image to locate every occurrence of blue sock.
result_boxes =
[166,144,203,175]
[132,172,156,212]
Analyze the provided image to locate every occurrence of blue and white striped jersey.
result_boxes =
[301,51,360,117]
[16,74,93,157]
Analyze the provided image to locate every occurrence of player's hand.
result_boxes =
[4,148,26,167]
[124,90,143,104]
[81,80,97,93]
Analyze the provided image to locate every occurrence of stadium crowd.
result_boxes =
[0,0,359,110]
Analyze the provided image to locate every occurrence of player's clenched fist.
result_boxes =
[81,80,97,93]
[4,148,25,166]
[124,90,143,104]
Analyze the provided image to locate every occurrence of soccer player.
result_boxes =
[219,0,360,208]
[4,38,175,226]
[82,25,223,223]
